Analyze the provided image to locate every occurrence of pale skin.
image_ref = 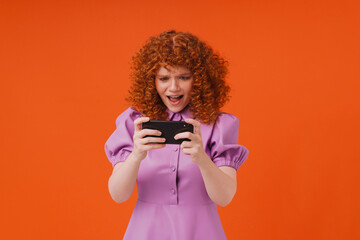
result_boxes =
[108,66,237,206]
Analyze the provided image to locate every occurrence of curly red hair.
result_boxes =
[126,30,230,124]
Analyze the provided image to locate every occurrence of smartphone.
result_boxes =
[141,120,194,144]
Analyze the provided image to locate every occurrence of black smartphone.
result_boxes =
[141,120,194,144]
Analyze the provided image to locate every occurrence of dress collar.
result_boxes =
[166,105,193,121]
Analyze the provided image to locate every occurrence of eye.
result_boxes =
[179,76,191,80]
[158,77,169,81]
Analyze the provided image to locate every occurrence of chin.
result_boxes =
[166,105,185,113]
[168,107,182,113]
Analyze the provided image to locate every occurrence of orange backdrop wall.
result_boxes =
[1,0,359,239]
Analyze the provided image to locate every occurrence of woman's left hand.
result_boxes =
[174,119,207,165]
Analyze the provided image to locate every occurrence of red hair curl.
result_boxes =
[126,30,230,124]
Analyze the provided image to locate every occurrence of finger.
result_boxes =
[140,137,166,144]
[143,144,166,151]
[138,129,162,138]
[134,117,150,132]
[180,141,192,149]
[181,147,191,155]
[174,132,193,140]
[185,118,201,135]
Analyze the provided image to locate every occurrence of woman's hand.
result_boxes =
[131,117,166,162]
[174,119,207,165]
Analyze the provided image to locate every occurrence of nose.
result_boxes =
[169,78,180,92]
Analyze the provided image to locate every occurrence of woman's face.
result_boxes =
[155,65,193,113]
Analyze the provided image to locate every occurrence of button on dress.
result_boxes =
[105,107,249,240]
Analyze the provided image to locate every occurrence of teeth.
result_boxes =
[169,96,181,100]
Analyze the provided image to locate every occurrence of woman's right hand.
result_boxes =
[131,117,166,162]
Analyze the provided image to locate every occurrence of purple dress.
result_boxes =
[105,106,249,240]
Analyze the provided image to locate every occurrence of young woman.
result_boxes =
[105,30,249,240]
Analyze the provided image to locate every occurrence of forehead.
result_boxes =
[157,65,191,75]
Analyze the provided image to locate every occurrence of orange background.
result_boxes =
[1,0,359,239]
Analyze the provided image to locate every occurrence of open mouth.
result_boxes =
[167,95,183,100]
[167,95,183,104]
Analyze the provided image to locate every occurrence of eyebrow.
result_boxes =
[156,73,192,77]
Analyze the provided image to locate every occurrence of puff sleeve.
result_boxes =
[104,107,142,167]
[209,113,249,171]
